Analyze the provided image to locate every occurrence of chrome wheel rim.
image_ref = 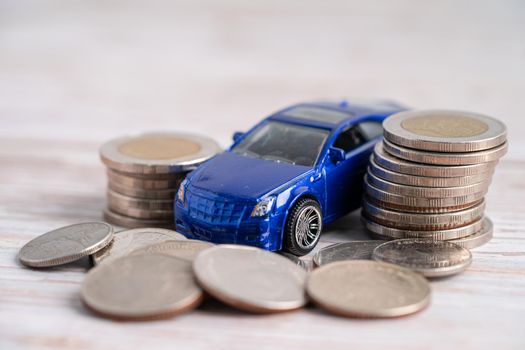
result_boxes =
[294,206,322,250]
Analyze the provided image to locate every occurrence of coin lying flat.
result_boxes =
[92,227,186,265]
[369,156,492,188]
[373,142,497,177]
[103,209,174,229]
[278,252,308,269]
[383,110,507,152]
[313,241,386,266]
[193,245,307,313]
[82,254,202,320]
[19,222,113,268]
[362,216,483,240]
[362,199,485,230]
[450,217,493,249]
[372,239,472,277]
[130,240,214,262]
[100,132,221,174]
[383,139,508,166]
[107,169,183,190]
[306,260,431,318]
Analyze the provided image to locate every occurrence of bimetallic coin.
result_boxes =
[103,209,173,229]
[361,216,484,240]
[107,169,184,190]
[107,189,175,210]
[369,156,492,188]
[372,239,472,277]
[82,254,202,320]
[373,142,497,177]
[130,240,214,262]
[362,199,485,230]
[193,245,307,313]
[313,241,386,266]
[92,227,186,265]
[383,110,507,152]
[383,139,508,166]
[365,177,486,210]
[367,171,489,198]
[108,182,177,200]
[306,260,431,318]
[449,217,493,249]
[19,222,113,268]
[100,132,221,174]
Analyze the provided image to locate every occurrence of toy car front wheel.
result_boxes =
[283,198,323,256]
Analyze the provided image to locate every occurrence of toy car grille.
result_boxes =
[187,191,248,225]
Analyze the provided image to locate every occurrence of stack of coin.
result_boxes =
[362,110,507,248]
[100,132,221,228]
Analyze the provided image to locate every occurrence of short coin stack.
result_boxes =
[362,110,507,248]
[100,132,221,228]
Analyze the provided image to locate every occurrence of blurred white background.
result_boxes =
[1,0,524,157]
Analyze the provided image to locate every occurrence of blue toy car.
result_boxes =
[175,100,405,255]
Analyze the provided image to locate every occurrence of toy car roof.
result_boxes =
[269,99,405,130]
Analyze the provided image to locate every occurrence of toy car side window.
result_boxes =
[358,121,383,141]
[332,125,367,153]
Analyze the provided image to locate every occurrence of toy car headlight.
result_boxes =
[177,179,188,203]
[251,197,275,217]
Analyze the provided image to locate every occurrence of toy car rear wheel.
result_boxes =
[283,198,322,256]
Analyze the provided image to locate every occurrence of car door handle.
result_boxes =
[310,172,322,182]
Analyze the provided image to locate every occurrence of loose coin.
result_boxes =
[369,156,492,188]
[103,209,173,229]
[306,260,431,318]
[19,222,113,268]
[383,110,507,152]
[107,189,174,210]
[92,227,186,265]
[361,216,484,240]
[373,142,497,177]
[279,252,308,269]
[107,169,183,190]
[130,240,214,262]
[383,139,508,166]
[362,199,485,230]
[367,171,489,198]
[100,132,221,174]
[81,254,202,320]
[193,245,307,313]
[313,241,386,266]
[372,239,472,277]
[108,182,178,200]
[449,217,493,249]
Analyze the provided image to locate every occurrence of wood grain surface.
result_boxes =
[1,1,524,349]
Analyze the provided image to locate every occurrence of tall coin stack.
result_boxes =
[362,110,507,248]
[100,132,221,228]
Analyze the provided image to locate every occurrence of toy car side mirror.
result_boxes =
[328,147,346,164]
[232,131,244,143]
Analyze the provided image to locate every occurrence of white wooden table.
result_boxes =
[1,1,524,349]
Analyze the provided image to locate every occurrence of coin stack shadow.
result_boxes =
[362,112,507,248]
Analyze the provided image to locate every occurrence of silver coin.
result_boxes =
[19,222,113,268]
[193,245,307,313]
[107,203,173,220]
[103,209,173,229]
[383,110,507,152]
[313,241,386,266]
[373,142,497,177]
[365,177,486,209]
[82,254,203,320]
[108,182,177,200]
[278,252,308,269]
[92,227,186,265]
[107,189,174,210]
[372,239,472,277]
[362,198,485,230]
[306,260,431,318]
[449,217,493,249]
[107,169,184,189]
[100,132,221,174]
[369,156,492,188]
[361,215,484,240]
[367,171,489,198]
[383,139,508,166]
[130,240,214,262]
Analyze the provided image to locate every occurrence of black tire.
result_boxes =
[283,198,323,256]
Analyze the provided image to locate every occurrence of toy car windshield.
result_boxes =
[232,121,330,167]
